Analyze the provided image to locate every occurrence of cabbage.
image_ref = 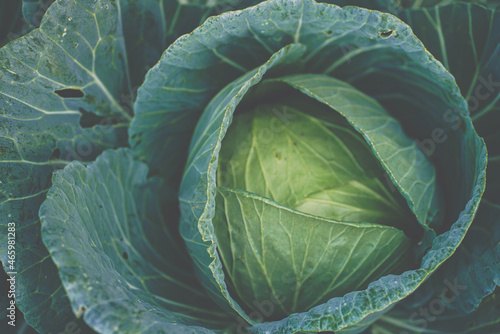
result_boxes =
[1,0,498,333]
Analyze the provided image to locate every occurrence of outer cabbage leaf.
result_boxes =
[389,2,500,318]
[21,0,265,85]
[0,1,35,328]
[395,199,500,318]
[132,0,487,332]
[369,288,500,333]
[398,4,500,180]
[121,0,263,86]
[21,0,166,85]
[0,0,135,331]
[39,149,227,333]
[398,2,500,215]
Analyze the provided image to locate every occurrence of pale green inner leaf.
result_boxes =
[215,99,420,318]
[214,187,412,318]
[218,100,419,233]
[266,74,445,232]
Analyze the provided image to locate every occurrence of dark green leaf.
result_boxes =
[40,149,225,333]
[132,0,486,332]
[21,0,266,86]
[398,3,500,202]
[399,199,500,316]
[0,0,134,331]
[371,288,500,334]
[392,3,500,320]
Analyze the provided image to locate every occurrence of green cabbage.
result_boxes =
[215,103,420,318]
[0,0,498,333]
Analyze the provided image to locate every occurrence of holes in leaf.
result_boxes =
[379,30,394,38]
[54,88,84,98]
[50,149,61,160]
[79,108,113,128]
[122,252,129,260]
[78,305,87,316]
[326,29,333,36]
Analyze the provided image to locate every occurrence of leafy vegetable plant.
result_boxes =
[0,0,498,333]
